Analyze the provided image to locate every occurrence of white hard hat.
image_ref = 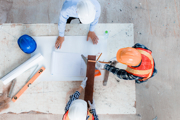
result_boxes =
[77,0,96,24]
[68,99,87,120]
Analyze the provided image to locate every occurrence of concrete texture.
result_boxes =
[0,114,141,120]
[0,0,12,23]
[0,24,135,115]
[0,0,179,120]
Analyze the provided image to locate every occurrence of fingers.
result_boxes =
[88,100,92,106]
[97,36,99,40]
[87,31,99,44]
[55,36,64,49]
[55,40,58,48]
[84,77,88,82]
[92,99,95,105]
[59,43,62,49]
[55,43,60,49]
[55,38,60,49]
[93,36,99,45]
[55,44,57,49]
[87,36,89,41]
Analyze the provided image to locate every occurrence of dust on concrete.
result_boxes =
[65,29,70,32]
[0,84,12,112]
[0,0,13,23]
[7,111,53,114]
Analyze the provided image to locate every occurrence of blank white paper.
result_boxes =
[31,36,107,81]
[51,52,86,77]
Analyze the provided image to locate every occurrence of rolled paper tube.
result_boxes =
[0,53,44,85]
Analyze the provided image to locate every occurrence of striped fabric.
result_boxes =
[104,43,157,84]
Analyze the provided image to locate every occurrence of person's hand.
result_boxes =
[55,36,64,49]
[109,57,117,63]
[109,57,118,66]
[80,77,88,89]
[95,61,106,70]
[87,31,99,44]
[88,100,96,110]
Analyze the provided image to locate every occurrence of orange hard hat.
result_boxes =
[116,47,142,66]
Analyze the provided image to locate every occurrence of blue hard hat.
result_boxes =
[17,34,37,54]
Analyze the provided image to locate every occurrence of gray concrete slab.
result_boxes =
[0,24,135,115]
[0,114,141,120]
[0,0,180,120]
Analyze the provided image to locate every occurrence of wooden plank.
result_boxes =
[84,55,96,104]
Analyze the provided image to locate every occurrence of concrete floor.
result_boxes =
[0,0,180,119]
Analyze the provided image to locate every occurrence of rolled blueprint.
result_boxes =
[0,53,44,85]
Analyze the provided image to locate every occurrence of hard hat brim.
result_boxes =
[68,99,87,120]
[77,0,96,24]
[116,48,126,64]
[116,47,142,66]
[78,13,95,24]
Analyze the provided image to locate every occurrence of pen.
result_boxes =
[57,44,60,49]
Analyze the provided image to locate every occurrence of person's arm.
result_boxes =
[64,77,88,113]
[58,2,69,37]
[56,2,70,49]
[132,43,150,51]
[104,64,143,81]
[89,2,101,32]
[64,90,81,113]
[87,2,101,45]
[88,100,99,120]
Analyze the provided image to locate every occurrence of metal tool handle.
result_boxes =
[8,79,16,98]
[103,61,118,86]
[103,70,110,86]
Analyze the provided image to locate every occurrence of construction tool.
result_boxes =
[81,55,101,77]
[96,53,102,61]
[88,60,111,64]
[103,61,117,86]
[12,66,45,102]
[0,79,16,112]
[7,79,16,98]
[0,53,43,85]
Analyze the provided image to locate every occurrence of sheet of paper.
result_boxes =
[51,52,86,77]
[31,36,107,81]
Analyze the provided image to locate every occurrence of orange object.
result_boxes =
[12,67,45,102]
[116,47,142,66]
[63,110,94,120]
[126,48,154,81]
[88,60,96,62]
[63,110,70,120]
[95,69,101,77]
[96,53,102,61]
[87,110,95,120]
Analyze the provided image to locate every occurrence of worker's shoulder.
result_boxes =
[63,0,101,9]
[61,0,77,12]
[133,43,151,51]
[91,0,101,8]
